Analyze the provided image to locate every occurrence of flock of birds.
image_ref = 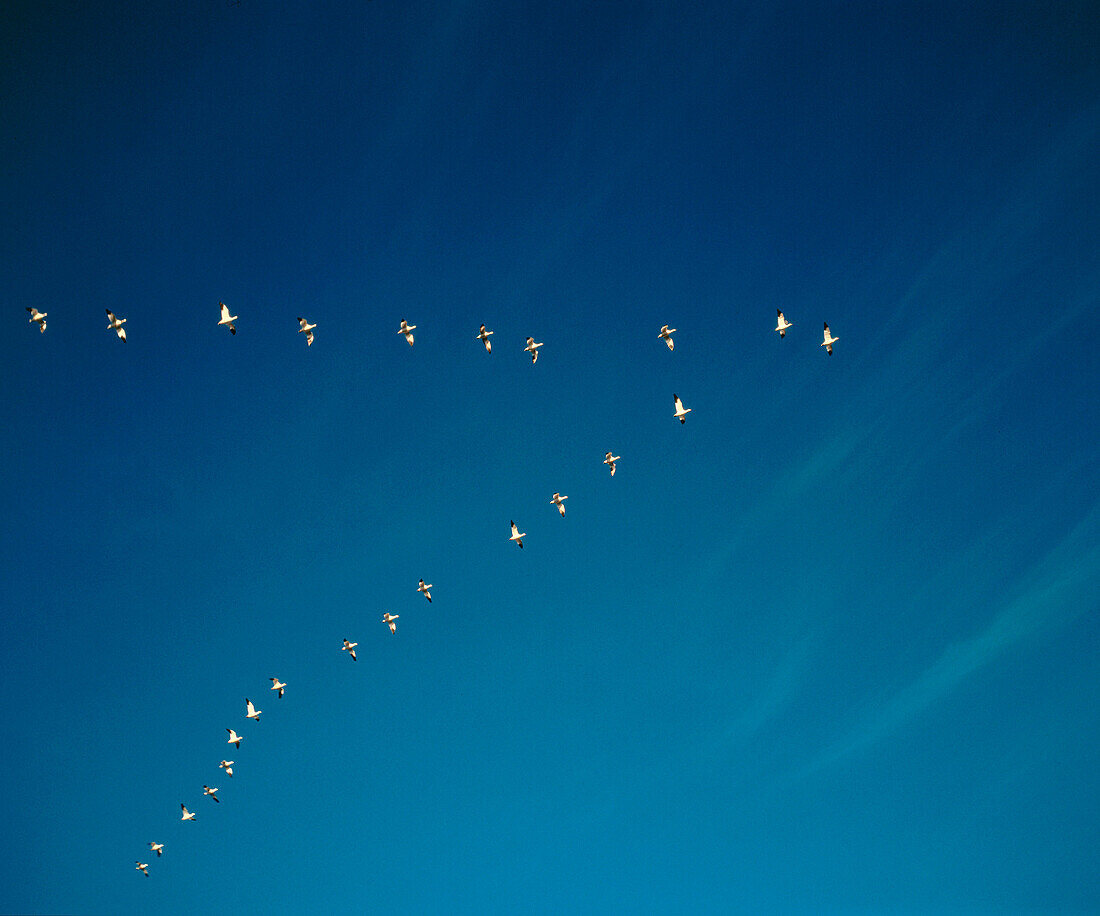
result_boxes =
[23,299,838,879]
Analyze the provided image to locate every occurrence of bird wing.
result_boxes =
[674,395,684,412]
[220,302,231,321]
[246,700,257,716]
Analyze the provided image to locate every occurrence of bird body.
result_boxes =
[383,612,399,634]
[673,394,692,424]
[270,678,286,698]
[821,322,839,355]
[551,492,568,517]
[26,307,47,332]
[149,842,164,857]
[658,325,676,350]
[342,639,358,660]
[106,309,127,342]
[226,729,243,748]
[180,804,196,821]
[218,302,237,335]
[509,520,525,548]
[418,579,432,602]
[399,319,416,346]
[524,337,543,362]
[136,861,149,876]
[604,452,620,476]
[203,785,220,803]
[219,760,234,777]
[245,698,261,721]
[775,310,792,337]
[297,317,316,346]
[476,324,493,352]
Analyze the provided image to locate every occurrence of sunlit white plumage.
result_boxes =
[245,698,261,722]
[218,302,237,335]
[673,394,692,424]
[604,452,620,476]
[551,492,568,517]
[509,520,525,548]
[105,309,127,342]
[398,319,416,346]
[203,785,220,803]
[226,729,243,748]
[180,804,196,821]
[383,612,399,634]
[775,310,792,337]
[297,317,316,346]
[135,861,149,876]
[821,322,839,355]
[149,842,164,857]
[524,336,543,363]
[418,579,432,603]
[270,677,286,698]
[342,638,358,661]
[219,760,234,777]
[658,325,676,350]
[476,324,493,352]
[26,307,47,332]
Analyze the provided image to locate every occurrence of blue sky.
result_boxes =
[2,1,1099,912]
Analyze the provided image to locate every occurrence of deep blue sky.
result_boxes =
[2,1,1099,912]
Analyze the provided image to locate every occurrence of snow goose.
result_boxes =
[604,452,620,477]
[509,520,525,548]
[673,394,692,424]
[269,678,286,698]
[551,492,568,517]
[218,302,237,335]
[524,336,543,363]
[226,729,243,748]
[297,317,316,346]
[135,861,149,876]
[149,842,164,857]
[821,322,839,355]
[219,760,234,777]
[245,698,262,722]
[180,804,196,821]
[383,612,399,634]
[476,324,493,352]
[398,319,416,346]
[775,310,792,337]
[203,785,220,803]
[658,325,676,350]
[342,638,358,661]
[105,309,127,342]
[417,579,432,603]
[26,307,47,333]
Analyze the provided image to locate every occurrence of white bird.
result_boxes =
[245,698,261,722]
[418,579,432,603]
[524,337,543,363]
[270,677,286,698]
[149,842,164,857]
[658,325,676,350]
[673,394,692,424]
[398,319,416,346]
[226,729,243,748]
[775,309,792,337]
[604,452,620,477]
[105,309,127,342]
[135,861,149,876]
[509,520,525,548]
[342,638,358,661]
[26,307,47,333]
[219,760,234,777]
[822,322,839,355]
[476,324,493,352]
[180,804,196,821]
[203,785,220,803]
[383,612,399,634]
[218,301,237,335]
[297,317,316,346]
[551,492,568,517]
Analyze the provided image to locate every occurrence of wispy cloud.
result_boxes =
[803,500,1100,774]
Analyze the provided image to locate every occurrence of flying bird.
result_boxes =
[658,325,676,350]
[180,804,196,821]
[551,492,568,517]
[226,729,243,748]
[135,861,149,877]
[604,452,620,476]
[25,307,47,333]
[383,612,399,634]
[219,760,234,777]
[218,302,237,335]
[509,520,525,548]
[398,319,416,346]
[673,394,692,424]
[270,678,286,698]
[417,579,432,603]
[342,638,358,661]
[297,317,316,346]
[775,310,792,337]
[524,337,543,363]
[149,842,164,857]
[821,322,839,355]
[245,698,262,722]
[203,785,220,803]
[105,309,127,342]
[476,324,493,352]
